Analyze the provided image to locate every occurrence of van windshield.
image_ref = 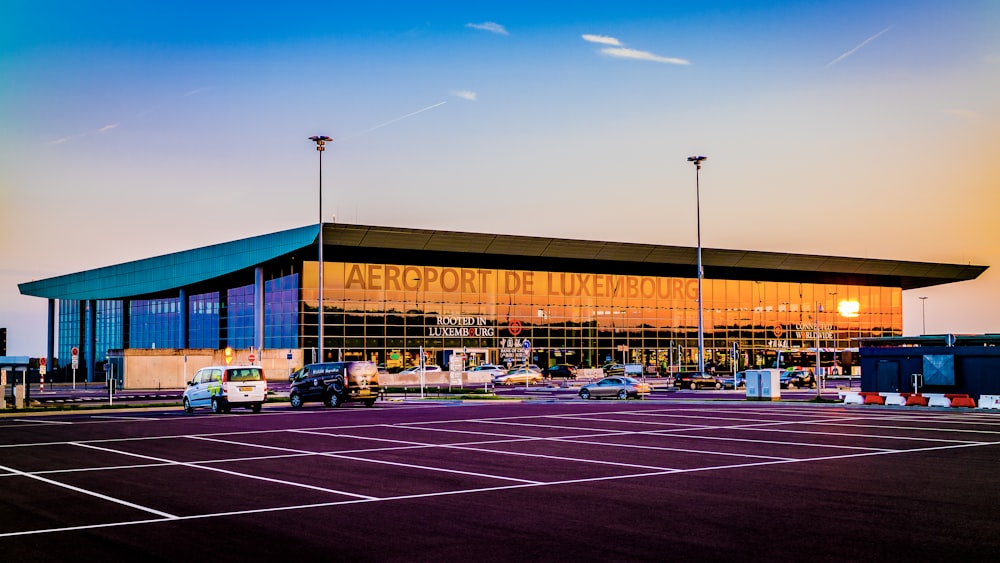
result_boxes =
[228,368,264,382]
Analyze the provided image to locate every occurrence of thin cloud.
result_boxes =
[826,26,893,68]
[583,34,689,65]
[466,22,508,35]
[451,90,477,101]
[184,87,213,97]
[582,34,622,46]
[49,137,73,145]
[601,47,690,65]
[97,123,119,133]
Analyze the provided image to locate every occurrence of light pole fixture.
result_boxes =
[687,155,707,374]
[309,135,332,363]
[919,296,927,335]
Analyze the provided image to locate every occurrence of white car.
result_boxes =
[468,364,507,377]
[183,365,268,414]
[398,365,442,374]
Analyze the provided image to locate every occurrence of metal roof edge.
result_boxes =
[18,224,318,300]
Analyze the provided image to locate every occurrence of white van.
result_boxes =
[183,365,268,414]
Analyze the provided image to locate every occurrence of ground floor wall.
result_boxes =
[116,348,305,389]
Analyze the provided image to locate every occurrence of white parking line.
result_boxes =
[3,403,1000,541]
[73,442,378,500]
[0,461,177,519]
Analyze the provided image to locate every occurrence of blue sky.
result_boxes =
[2,1,998,355]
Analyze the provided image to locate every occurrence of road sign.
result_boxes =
[40,357,47,367]
[522,339,531,350]
[248,353,257,363]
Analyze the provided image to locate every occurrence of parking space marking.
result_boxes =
[641,431,895,452]
[10,418,73,425]
[726,426,991,444]
[2,403,999,541]
[74,442,378,500]
[190,434,544,485]
[89,415,162,421]
[0,461,177,520]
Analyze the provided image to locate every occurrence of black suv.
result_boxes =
[674,372,721,390]
[289,361,380,408]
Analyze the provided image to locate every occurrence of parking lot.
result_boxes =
[2,400,999,561]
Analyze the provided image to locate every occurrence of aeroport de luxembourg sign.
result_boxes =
[338,263,700,300]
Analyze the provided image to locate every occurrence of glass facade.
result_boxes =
[189,291,220,349]
[301,261,901,372]
[54,259,900,376]
[131,297,181,349]
[264,273,299,350]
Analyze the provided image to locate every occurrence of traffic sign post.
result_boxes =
[71,346,79,389]
[522,340,531,389]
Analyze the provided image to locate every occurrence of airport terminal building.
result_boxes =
[18,223,988,381]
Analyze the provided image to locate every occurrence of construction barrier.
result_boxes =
[979,395,1000,410]
[844,391,988,409]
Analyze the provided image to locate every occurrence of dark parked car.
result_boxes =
[541,364,578,378]
[781,370,816,389]
[674,372,721,390]
[601,363,626,376]
[720,371,746,389]
[289,361,380,408]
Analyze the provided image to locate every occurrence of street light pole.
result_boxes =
[687,156,707,374]
[309,135,332,363]
[919,296,927,335]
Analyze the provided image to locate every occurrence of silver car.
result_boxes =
[578,376,651,400]
[492,368,543,386]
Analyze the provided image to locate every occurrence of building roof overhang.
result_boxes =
[19,223,988,300]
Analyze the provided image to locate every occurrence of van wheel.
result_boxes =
[183,398,193,414]
[289,392,304,409]
[252,403,262,413]
[211,398,223,414]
